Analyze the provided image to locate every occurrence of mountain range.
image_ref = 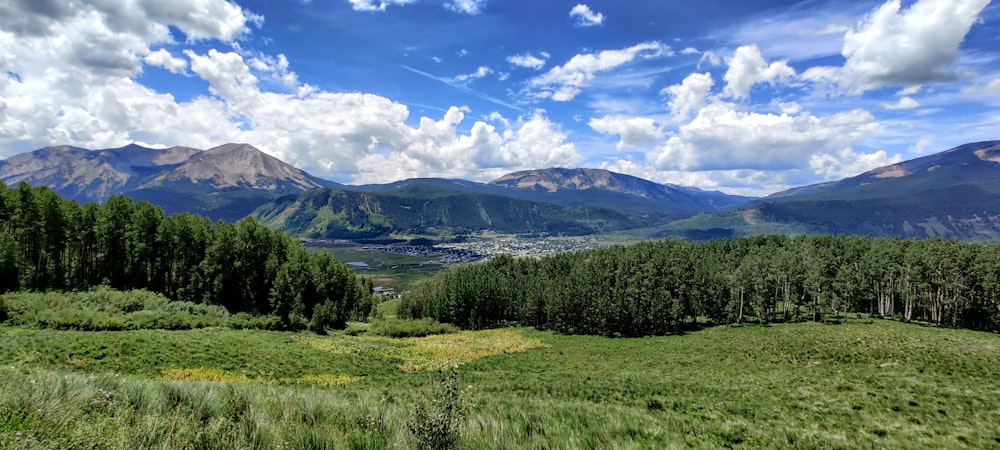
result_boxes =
[0,143,336,221]
[663,140,1000,241]
[2,140,999,240]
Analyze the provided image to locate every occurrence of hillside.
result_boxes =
[252,182,638,238]
[663,140,1000,240]
[253,168,755,240]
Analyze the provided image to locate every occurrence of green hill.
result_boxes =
[252,182,639,238]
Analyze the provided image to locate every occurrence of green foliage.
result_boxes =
[367,318,458,338]
[408,366,468,450]
[227,312,285,331]
[0,182,372,332]
[2,321,1000,448]
[1,287,230,330]
[403,235,1000,336]
[253,184,641,239]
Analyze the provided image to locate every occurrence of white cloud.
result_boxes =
[0,0,579,185]
[449,66,491,83]
[569,4,605,27]
[723,45,795,99]
[649,103,881,171]
[527,41,669,102]
[352,110,580,183]
[680,47,699,55]
[909,138,934,154]
[697,51,722,70]
[664,72,714,122]
[346,0,415,12]
[961,78,1000,95]
[588,115,663,150]
[507,53,548,70]
[881,96,920,110]
[809,147,903,180]
[446,0,486,15]
[143,48,188,74]
[803,0,991,94]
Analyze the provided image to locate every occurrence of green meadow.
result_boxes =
[2,316,999,449]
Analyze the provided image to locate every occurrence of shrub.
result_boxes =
[408,366,467,450]
[367,318,457,338]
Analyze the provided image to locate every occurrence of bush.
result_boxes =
[367,318,457,338]
[408,366,467,450]
[227,313,284,331]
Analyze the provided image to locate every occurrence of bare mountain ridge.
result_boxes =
[0,143,337,221]
[0,143,333,202]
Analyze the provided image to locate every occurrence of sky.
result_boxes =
[0,0,998,196]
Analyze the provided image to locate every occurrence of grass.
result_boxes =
[1,319,1000,448]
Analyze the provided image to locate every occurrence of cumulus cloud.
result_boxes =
[649,103,881,171]
[881,96,920,110]
[803,0,990,94]
[663,72,714,122]
[143,48,188,74]
[569,4,605,27]
[723,45,795,99]
[527,41,669,102]
[446,0,486,15]
[809,147,903,180]
[352,110,581,183]
[588,115,663,150]
[0,0,577,184]
[507,53,548,70]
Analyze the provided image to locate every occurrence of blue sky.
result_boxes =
[0,0,997,195]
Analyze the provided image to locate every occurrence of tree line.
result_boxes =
[399,235,1000,336]
[0,181,372,331]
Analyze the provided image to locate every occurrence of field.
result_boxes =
[312,245,445,291]
[2,318,1000,449]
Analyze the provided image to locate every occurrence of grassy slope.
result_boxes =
[2,320,999,448]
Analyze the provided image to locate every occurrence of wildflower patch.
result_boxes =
[298,328,547,373]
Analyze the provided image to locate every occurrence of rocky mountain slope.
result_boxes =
[0,143,336,221]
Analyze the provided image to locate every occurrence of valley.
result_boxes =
[3,140,1000,449]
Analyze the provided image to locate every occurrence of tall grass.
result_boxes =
[1,319,999,448]
[0,366,414,449]
[2,287,230,331]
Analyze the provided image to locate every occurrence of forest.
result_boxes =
[0,181,372,331]
[400,234,1000,336]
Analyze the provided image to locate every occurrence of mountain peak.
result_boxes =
[156,143,330,193]
[492,167,638,193]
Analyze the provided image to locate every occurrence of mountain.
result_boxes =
[491,168,751,214]
[663,140,1000,240]
[0,143,337,221]
[252,181,638,239]
[252,168,755,239]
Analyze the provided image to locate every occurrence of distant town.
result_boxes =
[358,235,606,265]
